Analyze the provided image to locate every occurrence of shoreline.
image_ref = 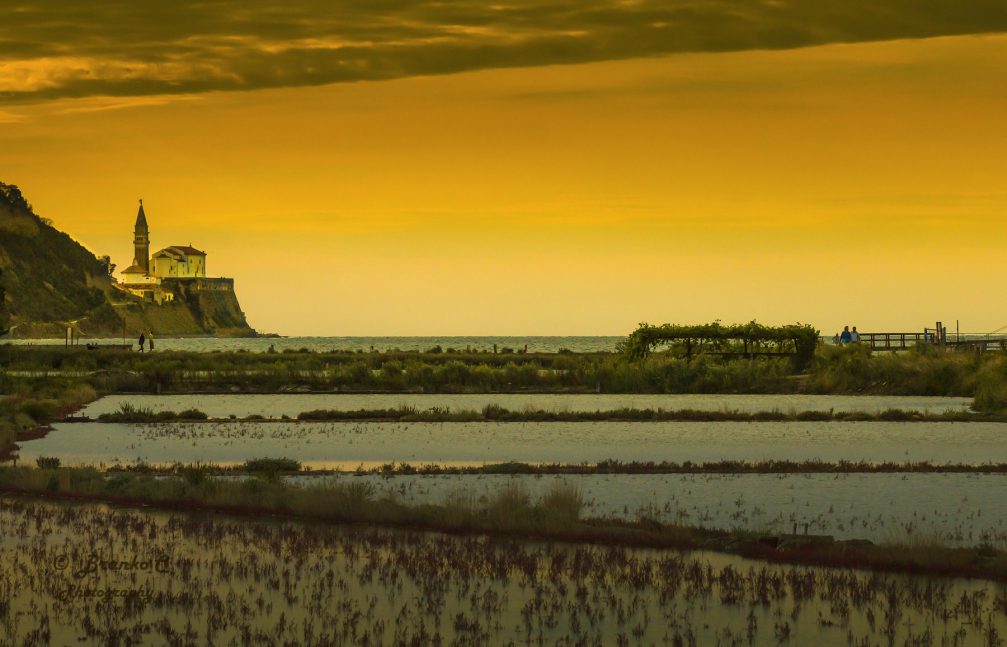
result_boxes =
[92,459,1007,476]
[83,405,987,424]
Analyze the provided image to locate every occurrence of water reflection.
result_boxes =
[1,497,1004,646]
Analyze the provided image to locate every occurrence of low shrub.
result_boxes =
[36,456,60,470]
[243,457,301,473]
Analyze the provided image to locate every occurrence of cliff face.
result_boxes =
[0,182,255,338]
[119,280,253,337]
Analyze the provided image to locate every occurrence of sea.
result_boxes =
[4,336,624,353]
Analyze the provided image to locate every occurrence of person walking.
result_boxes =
[148,332,154,352]
[839,326,852,345]
[850,326,860,343]
[138,332,146,352]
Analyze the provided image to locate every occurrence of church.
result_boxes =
[118,200,212,302]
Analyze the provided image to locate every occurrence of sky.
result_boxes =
[1,1,1006,336]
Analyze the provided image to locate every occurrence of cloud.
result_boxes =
[1,0,1006,101]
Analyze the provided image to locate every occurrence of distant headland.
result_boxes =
[0,182,256,338]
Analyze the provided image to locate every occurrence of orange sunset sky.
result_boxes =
[2,2,1006,336]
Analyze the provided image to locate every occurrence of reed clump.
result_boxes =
[974,357,1007,413]
[96,403,208,422]
[809,343,981,396]
[242,457,302,474]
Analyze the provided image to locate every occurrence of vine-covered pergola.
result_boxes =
[621,321,820,369]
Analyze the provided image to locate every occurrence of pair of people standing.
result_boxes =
[138,332,155,352]
[838,326,860,345]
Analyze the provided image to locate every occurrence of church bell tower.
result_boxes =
[133,199,150,273]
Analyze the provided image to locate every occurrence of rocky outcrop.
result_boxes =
[117,280,253,337]
[0,182,255,338]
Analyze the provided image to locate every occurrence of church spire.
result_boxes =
[135,198,148,230]
[133,199,150,273]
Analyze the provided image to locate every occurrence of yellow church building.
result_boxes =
[118,200,212,301]
[152,245,207,278]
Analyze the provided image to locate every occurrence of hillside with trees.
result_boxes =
[0,183,122,336]
[0,182,254,338]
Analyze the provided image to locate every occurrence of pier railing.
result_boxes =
[856,333,931,350]
[828,331,1007,352]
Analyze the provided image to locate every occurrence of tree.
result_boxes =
[0,268,9,336]
[100,255,117,278]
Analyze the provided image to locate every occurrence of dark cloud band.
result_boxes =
[2,0,1006,101]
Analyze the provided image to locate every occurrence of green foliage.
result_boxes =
[288,404,985,423]
[809,343,980,396]
[98,404,207,422]
[0,376,100,458]
[179,465,207,485]
[974,357,1007,412]
[242,457,302,473]
[485,481,534,528]
[482,403,507,420]
[98,402,158,422]
[18,399,58,422]
[4,341,1007,445]
[539,480,583,523]
[35,456,60,469]
[622,321,820,369]
[351,458,1007,476]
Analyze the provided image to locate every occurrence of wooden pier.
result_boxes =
[855,332,931,351]
[847,321,1007,353]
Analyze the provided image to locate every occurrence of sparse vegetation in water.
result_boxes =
[342,458,1007,476]
[291,404,984,423]
[3,496,1007,646]
[78,404,991,424]
[2,467,1007,583]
